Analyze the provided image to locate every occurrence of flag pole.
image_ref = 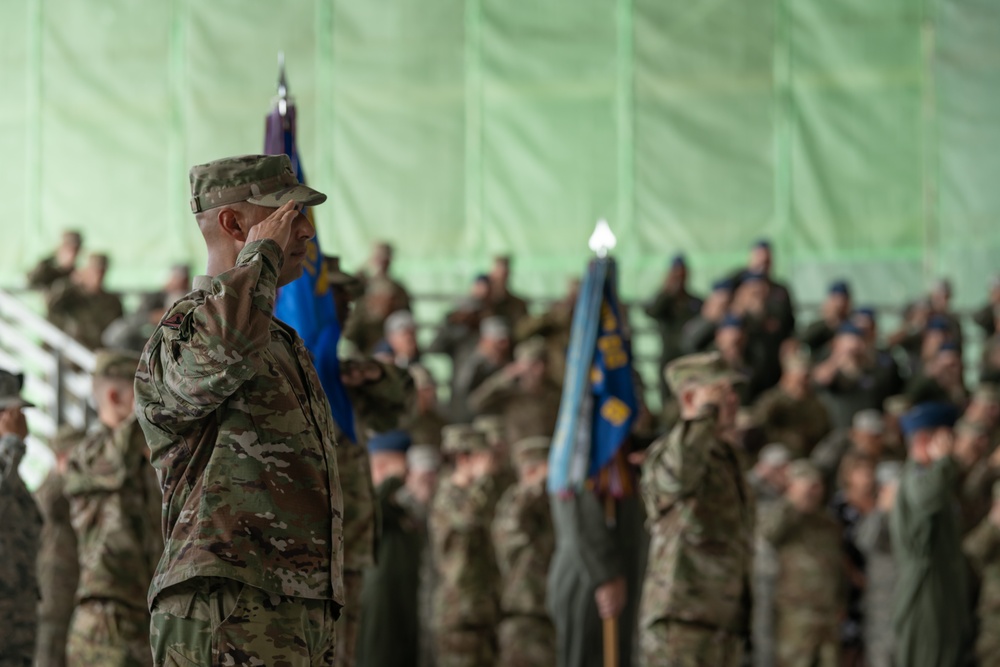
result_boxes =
[589,220,620,667]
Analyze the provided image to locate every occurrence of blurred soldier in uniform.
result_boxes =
[638,352,753,667]
[891,402,971,667]
[0,371,42,667]
[103,264,191,352]
[472,414,517,498]
[356,241,412,312]
[34,425,84,667]
[427,275,492,378]
[64,350,162,667]
[492,436,556,667]
[26,230,83,291]
[396,444,441,667]
[358,431,421,667]
[135,156,345,665]
[973,275,1000,339]
[429,425,500,667]
[488,255,529,330]
[378,310,421,369]
[405,365,448,449]
[515,278,578,385]
[811,409,890,495]
[964,480,1000,667]
[345,279,398,355]
[856,461,903,667]
[801,281,852,358]
[761,460,843,667]
[749,443,791,667]
[468,337,561,445]
[450,317,512,422]
[752,349,832,458]
[644,255,703,403]
[327,255,414,667]
[47,253,124,351]
[400,445,442,667]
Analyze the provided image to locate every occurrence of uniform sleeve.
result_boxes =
[466,367,516,414]
[653,417,716,501]
[963,520,1000,576]
[759,499,800,547]
[901,457,959,520]
[855,510,892,556]
[138,240,282,430]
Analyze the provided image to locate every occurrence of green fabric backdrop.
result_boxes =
[2,0,999,309]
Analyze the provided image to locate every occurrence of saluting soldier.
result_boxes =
[638,352,754,667]
[429,425,500,667]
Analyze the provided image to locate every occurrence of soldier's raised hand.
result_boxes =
[246,200,301,254]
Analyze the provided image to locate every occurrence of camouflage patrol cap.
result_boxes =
[472,414,506,446]
[0,368,34,409]
[515,337,548,363]
[884,394,912,417]
[787,459,822,482]
[664,351,745,393]
[441,424,489,455]
[47,424,85,455]
[511,436,550,468]
[92,349,141,381]
[189,154,327,214]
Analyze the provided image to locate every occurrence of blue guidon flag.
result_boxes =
[548,255,638,496]
[266,64,357,444]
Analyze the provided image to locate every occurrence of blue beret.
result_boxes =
[743,271,767,283]
[718,314,744,331]
[838,321,864,337]
[900,402,959,438]
[939,341,960,353]
[854,307,876,321]
[926,316,951,332]
[671,254,686,268]
[474,273,490,284]
[753,239,771,250]
[367,430,412,454]
[829,280,850,296]
[712,278,734,292]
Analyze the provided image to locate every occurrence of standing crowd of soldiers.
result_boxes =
[2,153,1000,667]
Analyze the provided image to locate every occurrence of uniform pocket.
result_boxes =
[209,579,247,632]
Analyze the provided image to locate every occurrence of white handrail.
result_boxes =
[0,289,96,371]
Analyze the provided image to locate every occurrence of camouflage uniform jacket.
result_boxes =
[0,434,42,650]
[491,478,554,618]
[429,475,500,630]
[468,374,561,445]
[64,416,163,609]
[26,255,73,290]
[340,361,414,571]
[134,240,344,607]
[47,279,124,350]
[760,499,844,617]
[35,468,80,624]
[639,415,754,633]
[963,517,1000,662]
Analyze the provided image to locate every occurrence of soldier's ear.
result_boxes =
[217,207,248,243]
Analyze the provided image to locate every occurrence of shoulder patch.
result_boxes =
[162,313,185,330]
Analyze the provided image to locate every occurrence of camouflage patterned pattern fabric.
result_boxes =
[429,476,499,667]
[47,280,124,350]
[760,499,844,667]
[34,468,80,667]
[491,477,556,667]
[638,415,754,666]
[0,434,41,666]
[63,416,162,665]
[134,239,345,609]
[964,518,1000,667]
[150,577,338,667]
[66,600,153,667]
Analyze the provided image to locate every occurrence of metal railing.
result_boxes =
[0,288,96,440]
